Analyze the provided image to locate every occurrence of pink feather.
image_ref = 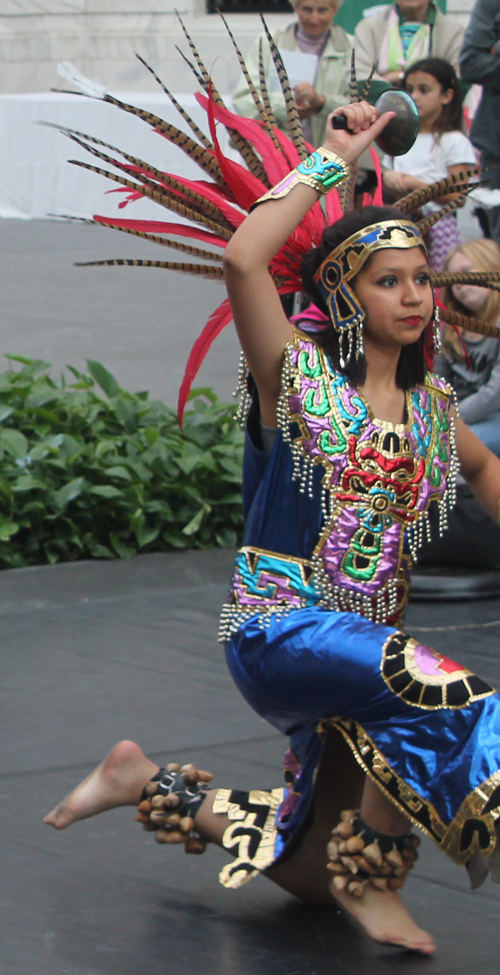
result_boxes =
[369,147,384,206]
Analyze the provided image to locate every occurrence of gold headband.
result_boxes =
[313,220,427,334]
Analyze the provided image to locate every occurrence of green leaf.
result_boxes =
[89,485,123,498]
[136,526,159,547]
[105,466,132,481]
[143,427,159,446]
[54,477,86,509]
[0,406,14,422]
[182,506,207,536]
[12,475,46,492]
[110,533,136,559]
[0,521,19,540]
[0,429,28,459]
[86,360,121,398]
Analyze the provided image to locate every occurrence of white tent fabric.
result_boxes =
[0,92,218,221]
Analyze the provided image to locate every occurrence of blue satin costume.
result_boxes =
[214,330,500,891]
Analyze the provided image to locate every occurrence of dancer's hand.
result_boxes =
[323,101,395,167]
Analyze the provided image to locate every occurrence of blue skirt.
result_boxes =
[219,608,500,888]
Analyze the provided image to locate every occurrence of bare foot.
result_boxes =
[331,883,435,954]
[44,740,159,830]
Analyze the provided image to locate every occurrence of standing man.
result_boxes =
[460,0,500,243]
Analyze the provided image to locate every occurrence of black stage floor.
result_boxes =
[2,550,500,975]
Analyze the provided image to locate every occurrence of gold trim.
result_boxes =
[326,717,500,865]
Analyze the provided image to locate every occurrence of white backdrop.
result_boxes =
[0,91,221,221]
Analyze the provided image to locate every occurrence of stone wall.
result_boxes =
[0,0,475,95]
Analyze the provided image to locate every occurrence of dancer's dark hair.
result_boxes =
[404,57,463,135]
[301,206,430,389]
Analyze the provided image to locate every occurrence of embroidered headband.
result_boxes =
[313,220,427,335]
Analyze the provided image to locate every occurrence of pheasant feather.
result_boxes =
[396,167,479,214]
[258,37,278,129]
[69,159,234,238]
[219,12,283,154]
[134,53,213,151]
[93,221,223,260]
[75,258,224,279]
[260,15,308,160]
[439,306,500,339]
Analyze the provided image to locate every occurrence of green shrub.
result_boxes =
[0,356,244,567]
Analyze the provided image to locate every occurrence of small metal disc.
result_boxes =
[373,89,419,156]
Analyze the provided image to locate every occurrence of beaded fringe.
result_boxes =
[233,351,251,428]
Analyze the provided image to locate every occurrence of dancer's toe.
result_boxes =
[44,740,159,830]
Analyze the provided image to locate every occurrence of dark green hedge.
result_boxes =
[0,356,244,567]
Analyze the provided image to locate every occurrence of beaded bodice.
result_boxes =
[219,331,457,641]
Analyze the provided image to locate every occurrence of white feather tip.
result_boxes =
[57,61,107,98]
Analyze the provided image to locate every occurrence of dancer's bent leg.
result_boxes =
[44,735,434,954]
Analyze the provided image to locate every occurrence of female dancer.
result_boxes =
[45,101,500,956]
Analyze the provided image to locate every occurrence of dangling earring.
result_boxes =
[338,315,365,370]
[432,306,442,354]
[354,314,365,361]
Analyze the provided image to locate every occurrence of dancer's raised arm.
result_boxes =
[223,101,394,426]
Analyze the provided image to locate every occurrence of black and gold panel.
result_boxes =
[331,717,500,865]
[214,787,284,888]
[381,632,494,709]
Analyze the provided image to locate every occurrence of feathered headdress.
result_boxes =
[52,18,500,421]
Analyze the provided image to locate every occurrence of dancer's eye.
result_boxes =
[377,276,398,287]
[416,272,430,286]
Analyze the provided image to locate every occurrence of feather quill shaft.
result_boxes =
[69,159,233,238]
[75,257,224,278]
[134,53,213,150]
[260,15,308,160]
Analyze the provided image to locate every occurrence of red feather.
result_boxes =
[198,91,267,210]
[196,92,291,186]
[93,215,229,249]
[177,298,234,425]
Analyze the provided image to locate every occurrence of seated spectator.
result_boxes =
[232,0,352,147]
[459,0,500,245]
[353,0,464,87]
[416,241,500,575]
[382,58,476,270]
[436,238,500,455]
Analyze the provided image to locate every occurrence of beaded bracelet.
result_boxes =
[251,147,349,208]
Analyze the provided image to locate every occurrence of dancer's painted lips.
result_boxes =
[401,316,423,326]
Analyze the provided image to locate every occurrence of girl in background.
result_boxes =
[437,238,500,455]
[382,57,476,270]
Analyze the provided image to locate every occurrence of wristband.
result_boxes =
[251,147,349,209]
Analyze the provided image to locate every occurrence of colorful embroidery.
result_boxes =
[218,548,319,639]
[281,332,457,626]
[381,632,494,709]
[221,332,458,639]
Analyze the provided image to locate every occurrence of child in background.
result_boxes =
[382,57,476,270]
[437,238,500,456]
